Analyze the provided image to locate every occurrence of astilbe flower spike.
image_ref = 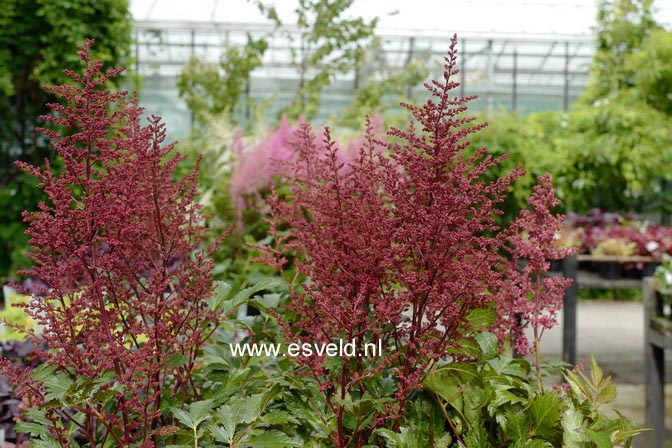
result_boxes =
[229,113,386,227]
[496,174,576,389]
[0,40,223,447]
[259,34,572,447]
[229,115,296,215]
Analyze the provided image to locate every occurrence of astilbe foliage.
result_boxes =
[0,40,222,447]
[260,35,571,446]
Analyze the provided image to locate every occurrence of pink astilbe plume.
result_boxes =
[1,40,223,446]
[259,35,572,446]
[229,115,296,213]
[229,113,387,227]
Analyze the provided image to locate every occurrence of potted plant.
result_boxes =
[653,254,672,318]
[591,237,637,279]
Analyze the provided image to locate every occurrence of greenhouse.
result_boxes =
[134,20,594,135]
[2,0,672,446]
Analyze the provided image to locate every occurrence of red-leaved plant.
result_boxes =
[0,40,222,447]
[260,35,573,446]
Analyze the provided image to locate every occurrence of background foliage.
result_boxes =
[0,0,132,280]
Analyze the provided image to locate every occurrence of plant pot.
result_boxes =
[597,262,622,280]
[581,260,595,272]
[622,264,641,279]
[643,262,659,278]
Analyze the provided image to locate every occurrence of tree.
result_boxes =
[280,0,378,120]
[630,28,672,115]
[0,0,132,279]
[176,34,269,129]
[177,0,378,128]
[581,0,659,103]
[554,93,672,213]
[565,0,672,215]
[335,37,428,128]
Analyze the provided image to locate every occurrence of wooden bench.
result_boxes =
[561,254,656,365]
[644,277,672,448]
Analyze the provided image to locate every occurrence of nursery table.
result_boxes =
[643,278,671,448]
[560,254,655,365]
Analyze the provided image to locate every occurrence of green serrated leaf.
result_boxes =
[447,337,483,358]
[207,280,232,312]
[15,421,50,437]
[31,363,58,382]
[232,279,284,307]
[31,439,61,448]
[463,423,488,448]
[251,293,283,311]
[243,429,298,447]
[584,427,613,448]
[466,307,498,330]
[486,356,512,375]
[591,411,615,432]
[242,394,265,423]
[492,386,527,407]
[188,399,215,425]
[375,428,403,447]
[268,409,299,426]
[172,408,195,428]
[596,382,617,405]
[216,402,245,438]
[463,384,491,423]
[611,427,647,445]
[561,406,587,447]
[166,352,190,369]
[400,426,424,448]
[423,370,463,404]
[92,388,116,406]
[26,407,51,426]
[589,355,603,388]
[504,359,532,379]
[210,425,232,444]
[42,373,73,401]
[475,332,499,360]
[529,392,562,438]
[563,370,593,402]
[438,362,480,383]
[505,409,530,441]
[494,411,508,431]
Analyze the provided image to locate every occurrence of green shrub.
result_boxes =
[0,291,35,340]
[554,94,672,214]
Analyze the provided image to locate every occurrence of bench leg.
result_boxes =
[645,342,665,448]
[562,256,577,365]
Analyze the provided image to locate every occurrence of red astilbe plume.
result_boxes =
[259,35,572,446]
[0,40,222,447]
[495,174,576,389]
